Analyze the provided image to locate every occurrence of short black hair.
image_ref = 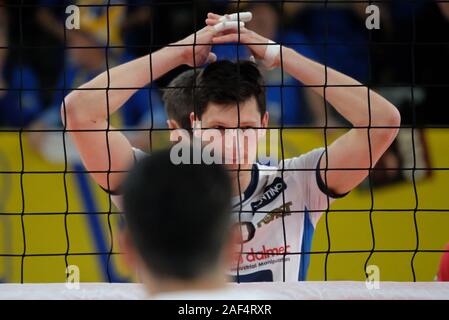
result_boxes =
[162,69,197,130]
[195,60,266,119]
[122,148,232,281]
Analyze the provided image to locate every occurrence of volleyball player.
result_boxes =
[62,12,400,282]
[197,13,398,282]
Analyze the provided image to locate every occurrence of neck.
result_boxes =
[144,272,227,297]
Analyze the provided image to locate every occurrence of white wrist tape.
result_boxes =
[213,21,245,33]
[219,12,253,23]
[263,40,281,68]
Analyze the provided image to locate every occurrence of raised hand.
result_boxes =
[174,20,246,67]
[205,12,281,69]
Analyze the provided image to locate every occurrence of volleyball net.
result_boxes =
[0,0,448,299]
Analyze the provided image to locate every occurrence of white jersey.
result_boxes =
[105,147,348,282]
[228,147,348,282]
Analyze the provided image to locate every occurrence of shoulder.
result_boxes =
[280,147,325,171]
[251,148,325,196]
[253,148,325,186]
[283,147,350,199]
[99,147,149,197]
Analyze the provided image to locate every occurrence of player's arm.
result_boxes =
[279,48,400,195]
[209,19,400,195]
[61,27,219,192]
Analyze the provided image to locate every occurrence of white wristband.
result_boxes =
[263,40,281,69]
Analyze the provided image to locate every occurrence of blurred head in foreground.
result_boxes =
[120,148,235,296]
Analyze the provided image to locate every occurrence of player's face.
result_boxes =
[197,96,269,170]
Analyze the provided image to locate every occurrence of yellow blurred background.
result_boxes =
[0,128,448,283]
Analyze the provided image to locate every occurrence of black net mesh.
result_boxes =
[0,0,448,284]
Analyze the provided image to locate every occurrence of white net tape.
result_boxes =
[0,282,448,300]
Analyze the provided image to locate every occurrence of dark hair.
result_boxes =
[195,60,266,119]
[162,69,197,130]
[122,148,232,281]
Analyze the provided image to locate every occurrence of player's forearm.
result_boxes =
[62,46,184,128]
[282,47,400,128]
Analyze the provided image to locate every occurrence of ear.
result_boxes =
[257,112,269,140]
[261,111,269,128]
[189,111,196,128]
[167,119,179,129]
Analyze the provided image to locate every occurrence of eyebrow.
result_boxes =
[206,122,259,128]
